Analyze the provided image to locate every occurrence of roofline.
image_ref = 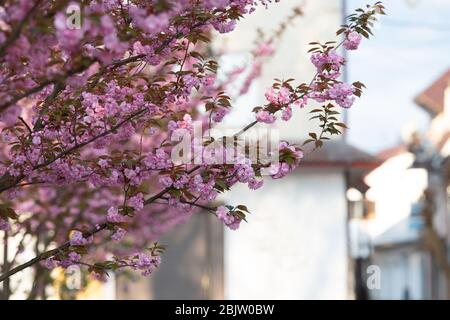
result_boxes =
[300,160,382,170]
[374,240,422,251]
[413,96,439,117]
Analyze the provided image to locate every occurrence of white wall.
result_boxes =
[224,168,348,299]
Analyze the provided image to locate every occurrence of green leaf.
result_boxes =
[236,205,250,213]
[335,122,348,129]
[0,204,18,220]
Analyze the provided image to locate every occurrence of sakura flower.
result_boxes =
[269,141,304,179]
[235,164,255,183]
[44,257,58,270]
[215,206,242,230]
[254,42,274,57]
[128,193,144,211]
[212,107,228,123]
[159,175,173,188]
[213,20,236,33]
[98,159,109,168]
[265,87,291,105]
[31,135,41,145]
[343,31,362,50]
[111,227,126,241]
[132,252,161,276]
[294,97,308,108]
[216,206,232,224]
[248,178,264,190]
[277,87,291,105]
[106,207,123,223]
[311,50,345,79]
[173,174,190,189]
[265,87,277,104]
[281,107,292,121]
[68,252,82,262]
[327,83,356,108]
[69,231,87,246]
[256,110,276,124]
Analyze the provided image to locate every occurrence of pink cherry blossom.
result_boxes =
[256,110,276,124]
[343,31,362,50]
[69,231,88,246]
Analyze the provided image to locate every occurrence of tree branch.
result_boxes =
[0,108,148,194]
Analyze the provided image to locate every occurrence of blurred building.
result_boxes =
[224,140,379,299]
[363,69,450,299]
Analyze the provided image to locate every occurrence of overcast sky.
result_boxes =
[346,0,450,153]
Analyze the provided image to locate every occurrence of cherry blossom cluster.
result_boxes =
[216,206,243,230]
[253,3,383,128]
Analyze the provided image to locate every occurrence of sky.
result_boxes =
[346,0,450,153]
